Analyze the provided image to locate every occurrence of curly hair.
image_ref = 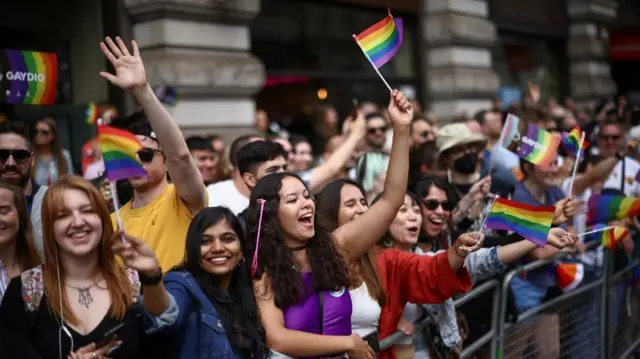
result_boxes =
[244,172,350,309]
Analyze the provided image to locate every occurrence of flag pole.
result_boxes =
[578,226,615,237]
[567,131,586,196]
[352,35,392,92]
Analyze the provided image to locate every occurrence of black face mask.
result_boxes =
[453,152,478,174]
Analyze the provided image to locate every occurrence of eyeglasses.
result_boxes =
[137,148,163,163]
[419,131,434,139]
[367,126,388,134]
[422,199,455,212]
[0,149,31,164]
[35,129,51,136]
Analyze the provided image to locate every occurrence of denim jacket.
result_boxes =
[144,270,244,359]
[412,246,506,353]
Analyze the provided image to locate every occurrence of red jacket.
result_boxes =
[376,249,472,359]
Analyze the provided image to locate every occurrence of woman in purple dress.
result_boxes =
[245,91,413,359]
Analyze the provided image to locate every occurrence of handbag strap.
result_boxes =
[317,292,324,335]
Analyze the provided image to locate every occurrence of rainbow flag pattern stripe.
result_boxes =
[86,102,99,125]
[601,226,629,250]
[485,197,555,246]
[355,12,404,68]
[515,124,561,167]
[97,125,147,181]
[561,127,588,156]
[1,50,57,105]
[499,114,521,148]
[586,194,640,225]
[556,262,584,292]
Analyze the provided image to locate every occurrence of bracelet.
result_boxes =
[139,267,163,286]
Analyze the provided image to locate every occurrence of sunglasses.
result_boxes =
[0,149,31,164]
[137,148,163,163]
[422,199,455,212]
[367,126,388,134]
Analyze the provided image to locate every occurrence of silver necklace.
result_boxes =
[66,282,98,308]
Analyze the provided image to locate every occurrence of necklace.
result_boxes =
[66,282,98,308]
[288,243,310,251]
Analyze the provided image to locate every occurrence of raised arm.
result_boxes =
[253,275,372,358]
[99,36,206,213]
[569,156,618,196]
[334,90,412,262]
[306,112,366,192]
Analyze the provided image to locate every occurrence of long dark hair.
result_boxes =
[245,172,349,309]
[0,180,40,271]
[174,207,267,359]
[315,179,386,306]
[372,190,422,248]
[33,118,69,178]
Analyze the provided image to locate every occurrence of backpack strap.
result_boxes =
[21,266,44,313]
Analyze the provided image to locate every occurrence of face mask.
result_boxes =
[453,152,478,174]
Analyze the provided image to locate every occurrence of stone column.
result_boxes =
[123,0,265,138]
[567,0,618,108]
[422,0,500,121]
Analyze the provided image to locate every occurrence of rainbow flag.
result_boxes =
[556,262,584,292]
[354,11,403,69]
[498,113,521,148]
[600,226,629,250]
[97,125,147,181]
[586,194,640,225]
[561,127,588,156]
[515,124,561,167]
[485,197,555,246]
[86,102,99,125]
[1,50,58,105]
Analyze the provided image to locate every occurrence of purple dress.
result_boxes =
[283,272,352,336]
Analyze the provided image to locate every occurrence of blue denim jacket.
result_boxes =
[145,270,244,359]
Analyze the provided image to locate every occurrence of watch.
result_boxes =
[139,267,163,286]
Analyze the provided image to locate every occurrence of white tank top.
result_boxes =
[350,282,382,337]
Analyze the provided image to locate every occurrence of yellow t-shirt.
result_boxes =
[112,184,206,272]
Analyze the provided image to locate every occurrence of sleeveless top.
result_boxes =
[283,272,352,336]
[349,282,381,337]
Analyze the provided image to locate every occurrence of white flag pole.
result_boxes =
[567,132,586,197]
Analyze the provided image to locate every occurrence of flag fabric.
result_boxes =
[561,127,588,156]
[600,226,629,250]
[586,194,640,225]
[485,197,556,246]
[354,12,403,69]
[498,113,521,148]
[514,124,561,167]
[86,102,99,125]
[556,262,584,292]
[97,125,147,181]
[154,84,180,106]
[635,169,640,183]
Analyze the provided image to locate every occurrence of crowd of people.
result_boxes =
[0,36,637,359]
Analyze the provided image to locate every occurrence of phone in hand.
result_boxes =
[95,322,125,349]
[362,330,380,353]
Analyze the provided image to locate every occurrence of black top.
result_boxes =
[0,277,144,359]
[0,326,43,359]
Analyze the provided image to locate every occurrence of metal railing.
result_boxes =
[381,243,640,359]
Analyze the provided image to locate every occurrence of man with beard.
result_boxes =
[0,121,48,256]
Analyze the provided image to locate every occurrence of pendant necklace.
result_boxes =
[66,282,98,308]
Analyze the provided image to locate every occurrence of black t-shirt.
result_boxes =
[0,326,43,359]
[0,277,144,359]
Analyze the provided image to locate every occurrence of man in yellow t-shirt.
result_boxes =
[100,37,207,272]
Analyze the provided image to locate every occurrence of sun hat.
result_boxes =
[436,123,487,157]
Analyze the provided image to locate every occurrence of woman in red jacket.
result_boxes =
[316,178,477,359]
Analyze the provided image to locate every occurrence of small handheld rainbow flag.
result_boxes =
[561,127,588,156]
[97,125,147,181]
[586,194,640,225]
[556,262,584,292]
[485,197,555,246]
[600,225,629,250]
[514,124,561,167]
[354,10,403,69]
[86,102,99,125]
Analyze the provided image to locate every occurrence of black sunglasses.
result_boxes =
[137,148,163,163]
[367,126,388,134]
[0,149,31,164]
[422,199,455,212]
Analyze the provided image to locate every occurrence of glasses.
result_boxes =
[35,129,51,136]
[367,126,387,134]
[422,199,455,212]
[137,148,163,163]
[419,131,434,139]
[0,149,31,164]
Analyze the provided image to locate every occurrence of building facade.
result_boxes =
[0,0,629,139]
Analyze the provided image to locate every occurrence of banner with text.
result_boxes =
[0,49,58,105]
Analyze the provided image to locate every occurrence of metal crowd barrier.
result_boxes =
[380,242,640,359]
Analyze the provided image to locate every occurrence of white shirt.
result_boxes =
[602,157,640,197]
[207,179,249,215]
[561,178,602,267]
[350,282,381,338]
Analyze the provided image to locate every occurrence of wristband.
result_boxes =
[139,267,163,286]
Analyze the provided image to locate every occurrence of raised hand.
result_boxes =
[546,228,578,249]
[111,230,160,277]
[387,90,413,128]
[68,340,121,359]
[552,197,583,225]
[458,232,484,252]
[99,36,147,90]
